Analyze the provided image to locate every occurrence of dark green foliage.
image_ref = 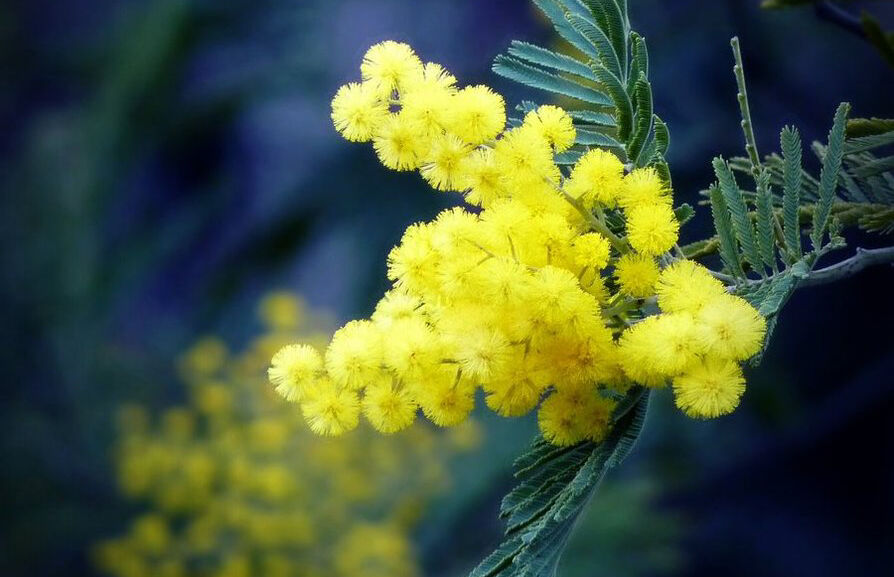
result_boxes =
[493,0,663,168]
[811,103,850,249]
[470,389,650,577]
[493,55,612,106]
[708,185,745,278]
[713,157,764,276]
[781,126,803,262]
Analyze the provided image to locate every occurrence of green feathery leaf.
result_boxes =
[713,157,764,275]
[590,62,633,141]
[565,12,622,80]
[755,169,778,272]
[843,130,894,155]
[583,0,628,78]
[674,203,695,226]
[781,125,803,261]
[811,102,850,250]
[849,155,894,178]
[575,128,624,148]
[653,114,669,157]
[506,41,596,80]
[846,118,894,139]
[531,0,600,61]
[627,31,649,95]
[493,55,612,106]
[708,183,745,277]
[469,389,649,577]
[628,73,654,165]
[567,109,616,127]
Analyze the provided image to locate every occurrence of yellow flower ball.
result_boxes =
[360,41,423,97]
[445,85,506,145]
[330,82,388,142]
[672,356,746,418]
[523,105,576,152]
[615,253,659,298]
[564,148,624,208]
[625,203,680,256]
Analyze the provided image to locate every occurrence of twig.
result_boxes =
[799,246,894,287]
[814,1,865,40]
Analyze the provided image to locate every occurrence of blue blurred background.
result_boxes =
[2,0,893,575]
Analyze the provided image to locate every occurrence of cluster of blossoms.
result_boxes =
[94,292,478,577]
[270,42,767,446]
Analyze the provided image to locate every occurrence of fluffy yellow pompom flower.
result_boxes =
[524,105,576,152]
[458,147,506,207]
[420,133,472,191]
[451,328,512,380]
[617,316,673,387]
[655,260,727,314]
[537,391,583,446]
[417,375,475,427]
[300,384,361,436]
[694,294,767,360]
[673,357,746,418]
[331,82,388,142]
[564,148,624,208]
[578,392,615,442]
[572,232,611,271]
[386,223,438,293]
[400,63,457,134]
[404,62,457,92]
[325,320,384,389]
[360,41,423,97]
[446,85,506,145]
[625,203,680,255]
[362,383,417,434]
[295,40,776,441]
[619,166,671,210]
[268,344,322,402]
[373,113,426,171]
[382,317,443,380]
[372,290,422,329]
[538,389,613,446]
[615,253,659,298]
[493,126,560,190]
[646,312,702,376]
[483,371,544,417]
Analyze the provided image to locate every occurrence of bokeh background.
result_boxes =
[2,0,893,576]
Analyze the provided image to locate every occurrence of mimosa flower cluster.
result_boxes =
[94,292,479,577]
[270,42,767,446]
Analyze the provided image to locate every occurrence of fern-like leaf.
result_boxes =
[628,73,654,166]
[590,62,633,141]
[583,0,628,76]
[531,0,600,61]
[565,12,622,80]
[708,184,745,278]
[811,102,850,250]
[506,41,596,80]
[653,114,669,157]
[493,55,612,106]
[713,157,764,275]
[627,31,648,94]
[755,169,778,272]
[469,389,649,577]
[780,125,803,261]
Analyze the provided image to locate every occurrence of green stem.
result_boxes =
[558,187,630,253]
[731,37,762,179]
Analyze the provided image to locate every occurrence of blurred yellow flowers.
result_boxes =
[94,292,479,577]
